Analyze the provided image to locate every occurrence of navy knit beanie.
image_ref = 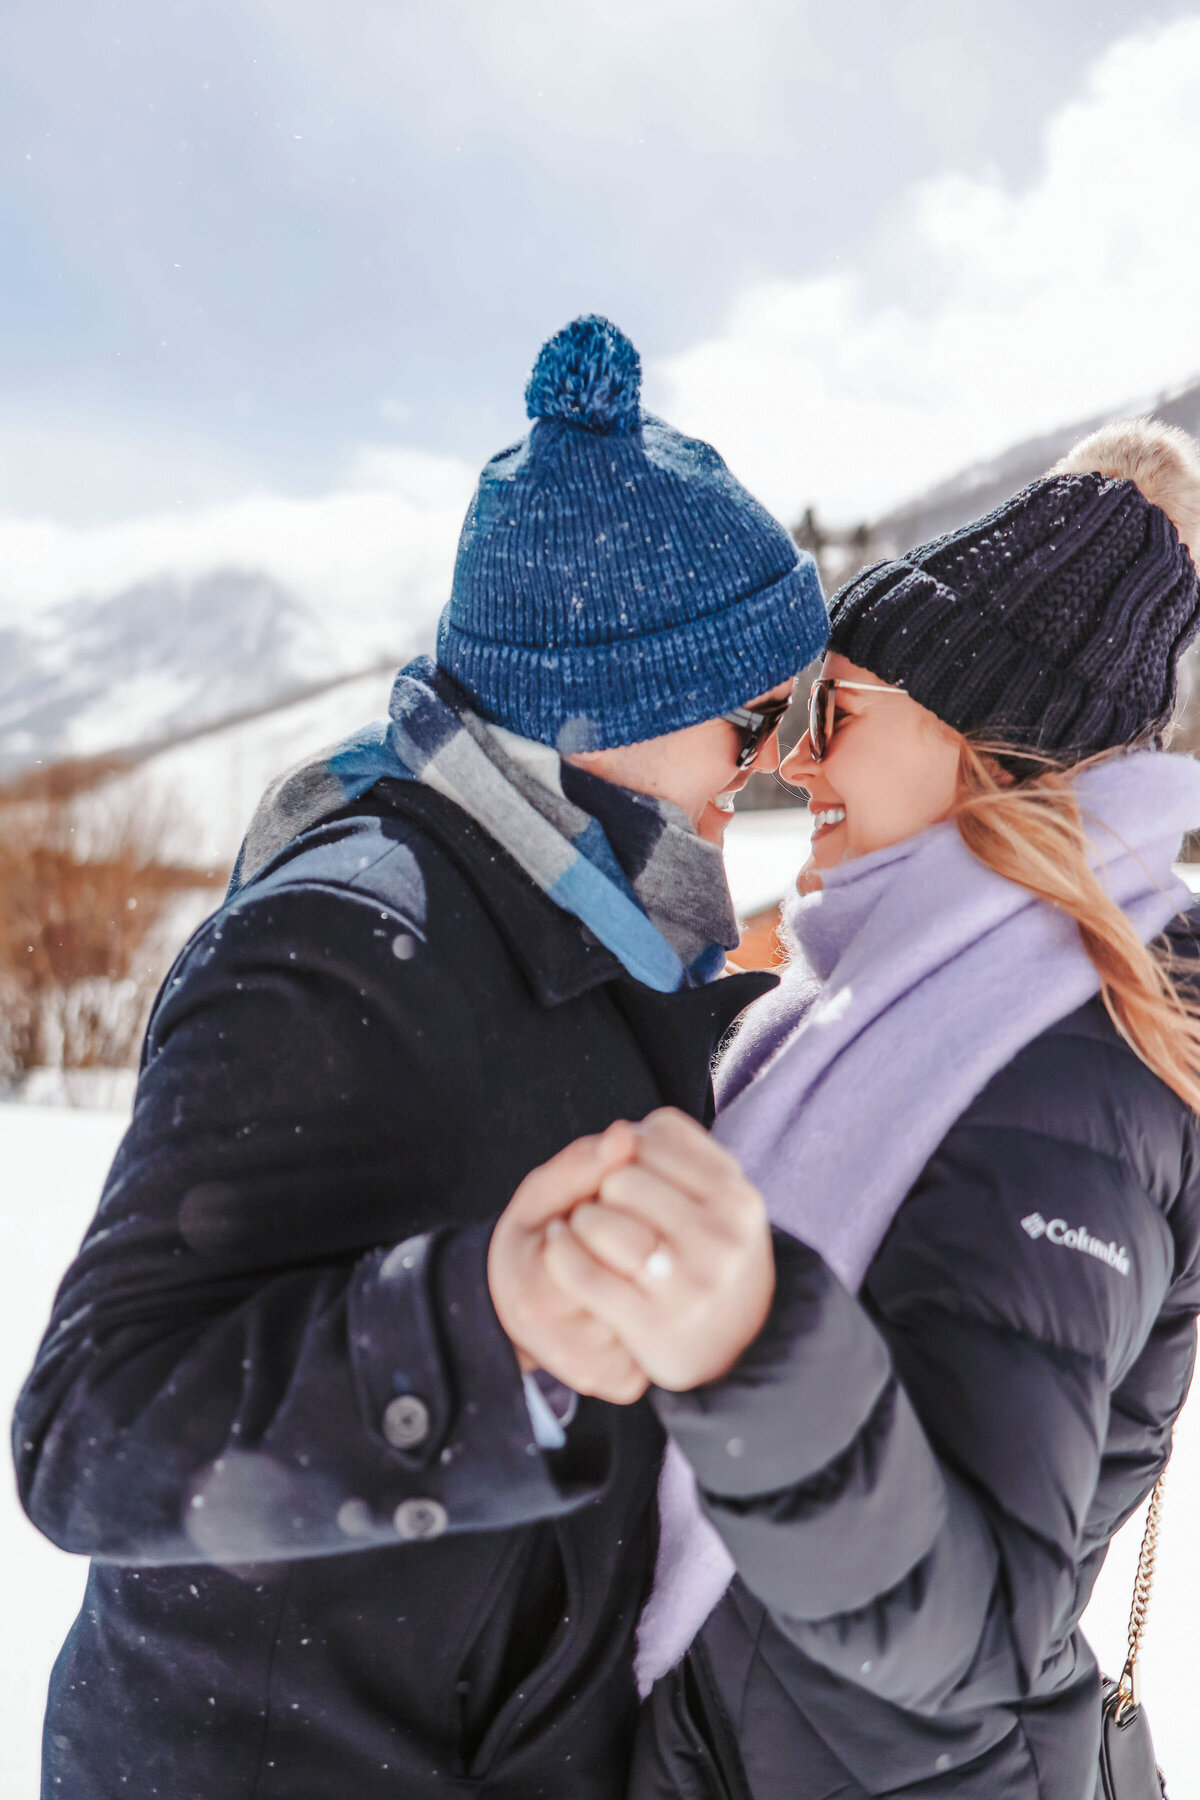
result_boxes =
[437,315,827,750]
[828,421,1200,763]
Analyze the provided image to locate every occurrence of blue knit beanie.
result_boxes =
[436,315,827,750]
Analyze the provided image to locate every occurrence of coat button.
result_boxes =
[580,924,600,947]
[382,1394,430,1450]
[393,1497,448,1540]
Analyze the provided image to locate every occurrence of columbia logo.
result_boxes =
[1021,1212,1130,1276]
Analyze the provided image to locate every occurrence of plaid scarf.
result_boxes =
[229,658,738,992]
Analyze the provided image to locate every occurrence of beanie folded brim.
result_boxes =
[438,555,827,750]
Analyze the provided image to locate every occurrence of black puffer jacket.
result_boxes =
[631,911,1200,1800]
[13,780,775,1800]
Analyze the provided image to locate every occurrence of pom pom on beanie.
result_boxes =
[1050,417,1200,570]
[524,314,642,434]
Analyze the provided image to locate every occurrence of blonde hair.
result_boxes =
[953,742,1200,1112]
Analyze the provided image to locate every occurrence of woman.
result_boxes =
[544,418,1200,1798]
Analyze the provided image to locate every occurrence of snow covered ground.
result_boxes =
[2,1104,129,1798]
[3,1097,1199,1793]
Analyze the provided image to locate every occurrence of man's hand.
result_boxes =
[488,1123,650,1403]
[545,1108,775,1391]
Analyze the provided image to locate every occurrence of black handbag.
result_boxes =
[1097,1472,1169,1800]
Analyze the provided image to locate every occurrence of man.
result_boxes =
[15,316,826,1798]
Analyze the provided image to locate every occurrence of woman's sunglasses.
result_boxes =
[722,695,794,770]
[807,678,904,762]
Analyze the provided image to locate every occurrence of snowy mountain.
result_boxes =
[0,567,413,778]
[872,376,1200,554]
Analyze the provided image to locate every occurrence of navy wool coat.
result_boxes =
[14,779,775,1800]
[629,913,1200,1800]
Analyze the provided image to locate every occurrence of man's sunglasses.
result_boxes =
[722,695,794,770]
[807,678,904,762]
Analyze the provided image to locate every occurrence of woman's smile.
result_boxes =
[809,804,846,842]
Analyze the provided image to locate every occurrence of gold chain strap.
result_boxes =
[1115,1467,1167,1718]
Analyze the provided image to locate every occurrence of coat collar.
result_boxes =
[372,777,776,1022]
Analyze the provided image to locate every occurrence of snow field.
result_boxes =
[2,1105,128,1798]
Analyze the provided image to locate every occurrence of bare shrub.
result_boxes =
[0,769,225,1084]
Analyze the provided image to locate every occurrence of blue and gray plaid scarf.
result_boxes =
[230,658,739,992]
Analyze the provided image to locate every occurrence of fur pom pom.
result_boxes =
[525,315,641,434]
[1051,417,1200,566]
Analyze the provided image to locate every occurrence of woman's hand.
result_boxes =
[546,1108,775,1391]
[488,1122,650,1403]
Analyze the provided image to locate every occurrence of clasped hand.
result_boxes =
[488,1109,775,1403]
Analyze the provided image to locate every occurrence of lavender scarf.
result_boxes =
[634,749,1200,1695]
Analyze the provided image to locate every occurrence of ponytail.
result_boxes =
[953,742,1200,1113]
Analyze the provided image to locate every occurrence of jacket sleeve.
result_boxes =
[653,1113,1189,1717]
[13,880,613,1567]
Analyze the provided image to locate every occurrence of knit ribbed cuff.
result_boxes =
[439,555,827,750]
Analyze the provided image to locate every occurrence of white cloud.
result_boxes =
[649,17,1200,527]
[0,443,475,658]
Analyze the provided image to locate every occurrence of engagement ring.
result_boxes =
[643,1246,674,1282]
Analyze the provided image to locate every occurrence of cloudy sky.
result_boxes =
[2,0,1199,620]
